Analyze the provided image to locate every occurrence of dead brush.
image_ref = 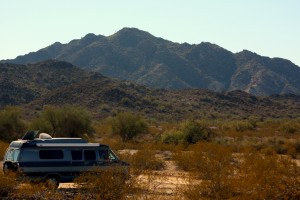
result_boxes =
[13,181,64,200]
[178,144,300,199]
[0,141,9,160]
[232,152,300,199]
[119,149,165,171]
[74,166,132,200]
[0,171,17,198]
[175,142,239,199]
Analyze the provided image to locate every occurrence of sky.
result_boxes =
[1,0,300,66]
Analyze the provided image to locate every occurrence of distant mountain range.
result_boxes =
[2,27,300,95]
[1,60,300,120]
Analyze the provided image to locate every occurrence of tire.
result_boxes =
[3,163,13,175]
[44,176,60,189]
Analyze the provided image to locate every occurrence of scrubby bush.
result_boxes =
[179,145,300,200]
[230,120,255,132]
[0,172,16,198]
[74,167,130,200]
[181,120,211,144]
[120,149,165,171]
[177,143,235,199]
[0,141,9,160]
[0,106,26,141]
[111,112,148,142]
[30,105,94,138]
[234,153,300,199]
[280,119,300,134]
[161,129,186,145]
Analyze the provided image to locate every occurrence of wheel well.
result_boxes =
[4,162,14,168]
[45,174,61,182]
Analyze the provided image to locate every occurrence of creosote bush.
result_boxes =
[0,106,26,141]
[74,167,130,200]
[30,105,94,138]
[0,172,17,198]
[111,112,148,142]
[120,149,165,171]
[161,129,186,145]
[0,141,9,160]
[181,120,211,144]
[177,143,300,200]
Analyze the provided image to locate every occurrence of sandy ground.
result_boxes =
[2,151,300,199]
[0,152,191,199]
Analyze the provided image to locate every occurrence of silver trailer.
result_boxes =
[3,131,129,188]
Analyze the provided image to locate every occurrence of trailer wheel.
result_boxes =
[3,163,13,175]
[45,176,60,189]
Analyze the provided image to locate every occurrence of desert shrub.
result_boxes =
[30,105,94,138]
[120,149,165,171]
[0,106,26,141]
[111,112,148,142]
[13,181,64,200]
[177,143,235,199]
[280,120,300,134]
[233,153,300,199]
[231,120,255,132]
[179,144,300,199]
[0,172,17,198]
[74,167,130,200]
[161,129,186,145]
[0,141,9,160]
[180,120,211,144]
[295,140,300,153]
[29,117,52,133]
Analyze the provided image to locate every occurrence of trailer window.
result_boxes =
[5,149,14,161]
[13,149,20,161]
[84,150,96,161]
[72,150,82,160]
[39,150,63,159]
[99,149,109,160]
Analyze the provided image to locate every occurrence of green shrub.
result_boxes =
[181,120,211,144]
[111,112,148,142]
[30,105,94,138]
[280,120,300,134]
[0,106,26,141]
[161,130,186,145]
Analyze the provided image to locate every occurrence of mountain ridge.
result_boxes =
[1,60,300,120]
[2,27,300,95]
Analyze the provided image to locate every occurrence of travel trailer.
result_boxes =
[3,131,129,188]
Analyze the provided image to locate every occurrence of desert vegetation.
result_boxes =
[1,105,300,199]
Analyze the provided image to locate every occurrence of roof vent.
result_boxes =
[39,133,52,139]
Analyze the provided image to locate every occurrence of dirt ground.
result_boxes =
[0,151,191,199]
[2,151,299,199]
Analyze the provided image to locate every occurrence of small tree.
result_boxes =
[0,106,26,141]
[181,120,210,144]
[111,112,148,142]
[58,105,94,138]
[30,105,94,138]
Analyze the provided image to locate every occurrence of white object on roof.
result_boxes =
[39,133,52,139]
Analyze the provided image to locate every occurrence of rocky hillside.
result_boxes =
[1,61,300,121]
[0,60,105,105]
[2,28,300,95]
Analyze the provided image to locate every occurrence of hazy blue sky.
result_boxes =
[1,0,299,66]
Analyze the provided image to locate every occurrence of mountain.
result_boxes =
[2,28,300,95]
[1,60,300,120]
[0,60,105,105]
